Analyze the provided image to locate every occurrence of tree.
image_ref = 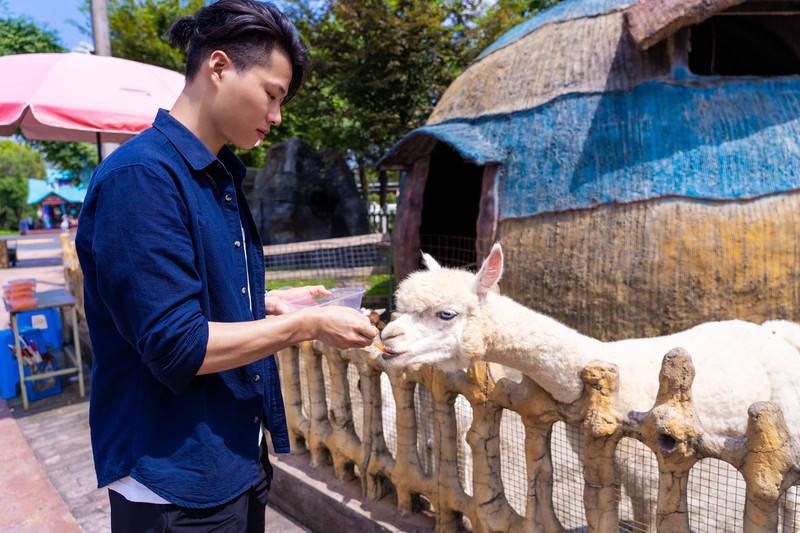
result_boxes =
[0,140,45,230]
[25,140,97,178]
[0,16,98,174]
[0,17,63,55]
[72,0,562,195]
[284,0,559,207]
[75,0,202,73]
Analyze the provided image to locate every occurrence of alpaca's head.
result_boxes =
[380,243,503,370]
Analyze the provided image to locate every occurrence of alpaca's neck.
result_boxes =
[479,294,603,404]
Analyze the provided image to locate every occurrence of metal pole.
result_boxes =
[12,313,28,410]
[90,0,112,57]
[90,0,118,159]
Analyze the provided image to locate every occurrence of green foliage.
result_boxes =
[368,192,397,204]
[0,17,63,55]
[284,0,475,165]
[265,274,393,296]
[0,140,45,230]
[98,0,205,73]
[279,0,561,172]
[27,140,98,175]
[72,0,560,172]
[471,0,562,53]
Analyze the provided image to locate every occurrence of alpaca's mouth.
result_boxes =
[374,341,402,360]
[381,350,401,360]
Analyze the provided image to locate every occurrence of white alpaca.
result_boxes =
[380,244,800,530]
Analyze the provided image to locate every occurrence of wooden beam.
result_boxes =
[392,157,429,282]
[263,233,390,256]
[266,265,391,282]
[625,0,747,50]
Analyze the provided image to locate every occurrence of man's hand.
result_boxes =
[265,285,330,315]
[303,306,379,349]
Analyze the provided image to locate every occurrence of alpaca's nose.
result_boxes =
[379,323,400,343]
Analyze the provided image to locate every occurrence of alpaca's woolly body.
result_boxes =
[384,259,800,439]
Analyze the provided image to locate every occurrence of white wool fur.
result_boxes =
[385,245,800,438]
[382,244,800,530]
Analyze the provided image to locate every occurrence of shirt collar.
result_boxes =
[152,109,246,183]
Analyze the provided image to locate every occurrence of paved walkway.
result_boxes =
[1,235,309,533]
[0,399,82,533]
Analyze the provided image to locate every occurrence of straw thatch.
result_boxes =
[380,0,800,339]
[625,0,748,50]
[428,9,669,125]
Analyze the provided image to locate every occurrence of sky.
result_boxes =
[3,0,94,52]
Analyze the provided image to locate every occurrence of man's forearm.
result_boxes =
[198,314,315,375]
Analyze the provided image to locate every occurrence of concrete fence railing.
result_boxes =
[276,340,800,533]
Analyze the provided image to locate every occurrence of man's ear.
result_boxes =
[208,50,232,84]
[421,251,441,270]
[474,244,503,298]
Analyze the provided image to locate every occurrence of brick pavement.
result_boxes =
[2,235,309,533]
[0,399,82,533]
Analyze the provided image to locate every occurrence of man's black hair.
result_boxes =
[167,0,308,102]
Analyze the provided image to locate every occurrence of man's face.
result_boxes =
[213,47,292,150]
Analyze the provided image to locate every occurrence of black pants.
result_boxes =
[109,447,273,533]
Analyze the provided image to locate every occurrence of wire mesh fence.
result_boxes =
[274,232,800,531]
[688,458,746,532]
[415,383,435,477]
[419,234,485,271]
[264,233,391,280]
[780,486,800,532]
[617,437,658,532]
[348,363,364,441]
[455,394,474,497]
[263,233,393,311]
[287,343,800,532]
[381,373,397,459]
[551,421,587,530]
[499,409,527,516]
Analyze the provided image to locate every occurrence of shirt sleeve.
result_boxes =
[90,164,208,394]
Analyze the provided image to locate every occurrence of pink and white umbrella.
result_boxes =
[0,53,185,144]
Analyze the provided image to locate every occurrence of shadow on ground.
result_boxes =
[14,257,64,268]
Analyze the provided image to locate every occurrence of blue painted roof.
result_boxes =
[478,0,634,59]
[378,122,503,168]
[27,168,88,204]
[393,78,800,218]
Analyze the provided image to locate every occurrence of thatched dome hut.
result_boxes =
[379,0,800,340]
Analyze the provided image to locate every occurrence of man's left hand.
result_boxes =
[265,285,331,315]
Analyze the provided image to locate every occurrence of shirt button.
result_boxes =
[253,416,259,424]
[234,241,241,248]
[241,287,247,295]
[253,374,261,382]
[225,193,233,202]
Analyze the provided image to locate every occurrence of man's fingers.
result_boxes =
[311,285,331,295]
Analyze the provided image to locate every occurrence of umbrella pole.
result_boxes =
[96,132,103,163]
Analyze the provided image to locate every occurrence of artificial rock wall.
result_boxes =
[250,137,368,245]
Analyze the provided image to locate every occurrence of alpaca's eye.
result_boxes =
[439,311,457,320]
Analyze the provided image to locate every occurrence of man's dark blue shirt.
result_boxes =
[76,109,290,508]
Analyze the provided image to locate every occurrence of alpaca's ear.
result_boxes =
[421,251,441,270]
[475,244,503,297]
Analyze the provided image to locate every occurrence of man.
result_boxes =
[75,1,379,531]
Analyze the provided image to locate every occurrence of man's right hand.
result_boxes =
[302,306,379,349]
